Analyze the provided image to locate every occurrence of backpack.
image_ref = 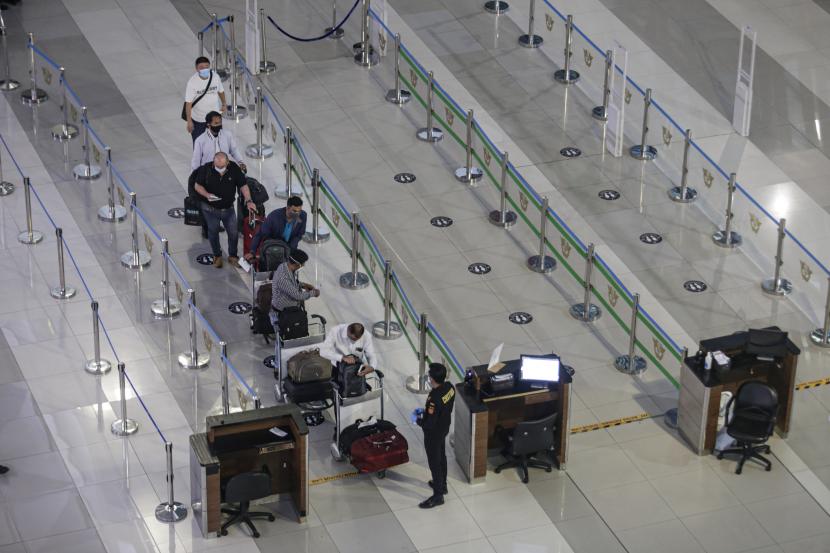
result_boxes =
[337,362,367,398]
[286,349,332,383]
[246,177,269,205]
[260,239,289,272]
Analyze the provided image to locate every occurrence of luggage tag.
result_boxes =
[238,257,252,273]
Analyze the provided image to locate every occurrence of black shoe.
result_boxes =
[418,494,444,509]
[428,480,448,495]
[0,465,9,474]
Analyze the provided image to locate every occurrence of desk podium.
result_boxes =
[190,404,308,538]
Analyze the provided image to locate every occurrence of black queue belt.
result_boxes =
[266,0,361,42]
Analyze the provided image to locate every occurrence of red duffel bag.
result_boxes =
[350,429,409,474]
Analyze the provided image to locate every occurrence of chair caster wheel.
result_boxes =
[268,515,276,521]
[765,465,771,472]
[495,467,502,474]
[736,468,742,475]
[220,529,228,536]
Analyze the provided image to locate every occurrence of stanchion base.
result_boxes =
[155,501,188,523]
[245,143,274,159]
[809,329,830,347]
[17,230,43,245]
[259,60,277,73]
[50,286,77,300]
[325,27,345,39]
[664,407,678,429]
[592,106,608,121]
[339,272,370,290]
[0,181,14,196]
[273,184,298,200]
[111,418,138,436]
[372,321,402,340]
[98,205,127,222]
[518,34,543,48]
[630,144,657,161]
[527,254,556,274]
[85,358,112,375]
[711,230,742,249]
[554,69,580,85]
[177,351,210,369]
[416,128,444,142]
[484,0,509,13]
[454,167,483,184]
[569,303,601,322]
[223,106,248,121]
[120,250,151,270]
[151,299,182,318]
[761,277,793,297]
[0,80,20,91]
[668,186,698,203]
[303,226,331,244]
[405,374,430,395]
[21,88,48,106]
[354,51,380,67]
[614,354,646,375]
[385,89,412,105]
[73,163,101,180]
[488,209,517,228]
[50,123,79,142]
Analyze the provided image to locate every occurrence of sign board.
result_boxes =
[605,43,628,158]
[245,0,260,74]
[732,25,756,137]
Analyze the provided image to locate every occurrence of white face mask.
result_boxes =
[215,166,227,175]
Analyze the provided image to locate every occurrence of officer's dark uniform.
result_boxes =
[417,381,455,496]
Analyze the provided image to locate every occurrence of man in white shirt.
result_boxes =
[191,111,247,172]
[184,56,226,144]
[320,322,377,377]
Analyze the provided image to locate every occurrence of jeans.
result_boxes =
[201,203,238,258]
[190,120,207,144]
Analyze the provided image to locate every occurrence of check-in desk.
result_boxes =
[190,404,308,538]
[678,332,799,455]
[453,359,572,483]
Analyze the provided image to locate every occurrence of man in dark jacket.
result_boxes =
[416,363,455,509]
[244,196,307,261]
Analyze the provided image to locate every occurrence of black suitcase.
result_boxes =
[184,196,203,226]
[283,376,334,407]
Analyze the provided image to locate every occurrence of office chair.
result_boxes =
[220,472,276,538]
[716,381,778,475]
[494,413,557,483]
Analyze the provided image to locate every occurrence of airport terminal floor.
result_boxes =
[3,0,830,551]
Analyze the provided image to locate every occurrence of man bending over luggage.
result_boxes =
[320,323,377,378]
[416,363,455,509]
[245,196,307,262]
[270,249,320,368]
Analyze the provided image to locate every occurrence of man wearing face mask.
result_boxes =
[244,196,307,261]
[193,153,254,268]
[184,56,226,144]
[191,111,246,172]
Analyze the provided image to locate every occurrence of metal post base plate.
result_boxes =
[484,0,509,13]
[761,277,793,297]
[372,320,402,340]
[527,254,556,274]
[326,27,345,40]
[17,230,43,245]
[155,502,188,523]
[0,181,13,196]
[489,209,517,228]
[417,128,444,142]
[0,80,20,91]
[554,69,580,85]
[712,230,742,249]
[51,123,78,142]
[668,186,698,203]
[592,106,608,121]
[614,354,646,375]
[177,351,210,369]
[111,418,138,436]
[630,144,658,161]
[339,272,370,290]
[273,184,297,200]
[50,286,77,300]
[385,89,412,105]
[518,34,543,48]
[354,51,380,67]
[85,359,112,375]
[569,303,601,322]
[405,374,430,394]
[120,250,151,270]
[303,226,331,244]
[259,60,277,74]
[98,205,127,222]
[245,143,274,159]
[73,163,101,180]
[223,106,248,121]
[21,88,48,106]
[809,329,830,348]
[454,166,483,184]
[151,299,182,318]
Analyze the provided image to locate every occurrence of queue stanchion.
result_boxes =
[712,172,742,248]
[416,71,443,142]
[111,362,138,435]
[630,88,657,160]
[50,67,78,142]
[0,137,13,196]
[405,313,430,394]
[151,239,182,318]
[178,289,209,369]
[17,178,43,245]
[98,147,126,222]
[274,126,293,199]
[259,9,277,72]
[354,0,379,67]
[455,109,483,184]
[385,34,411,105]
[339,212,369,290]
[85,301,112,375]
[50,228,76,299]
[212,14,229,81]
[761,218,792,296]
[554,15,580,84]
[120,192,151,269]
[592,50,612,121]
[0,16,18,91]
[810,277,830,347]
[224,16,247,121]
[324,0,345,40]
[73,107,101,180]
[484,0,509,14]
[197,31,204,58]
[155,442,188,523]
[372,260,402,340]
[669,129,698,203]
[220,341,230,415]
[614,293,646,375]
[527,196,556,273]
[245,86,273,159]
[569,243,600,322]
[21,33,47,106]
[518,0,542,48]
[489,151,517,228]
[303,168,330,243]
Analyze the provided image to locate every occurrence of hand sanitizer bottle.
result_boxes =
[704,352,713,371]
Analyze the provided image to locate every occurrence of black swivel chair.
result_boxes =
[717,381,778,474]
[220,472,276,538]
[495,413,557,483]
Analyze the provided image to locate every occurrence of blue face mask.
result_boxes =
[198,68,211,79]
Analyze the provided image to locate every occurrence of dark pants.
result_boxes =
[190,120,207,144]
[201,203,238,257]
[424,431,448,495]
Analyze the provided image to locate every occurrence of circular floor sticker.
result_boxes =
[598,190,620,201]
[509,312,533,325]
[167,208,184,219]
[639,232,663,245]
[430,216,453,228]
[263,355,276,369]
[228,302,252,315]
[196,253,215,265]
[394,172,416,184]
[560,146,582,158]
[468,262,491,275]
[683,280,708,293]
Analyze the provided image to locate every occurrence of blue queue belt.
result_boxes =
[266,0,360,42]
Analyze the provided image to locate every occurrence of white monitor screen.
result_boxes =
[520,355,560,383]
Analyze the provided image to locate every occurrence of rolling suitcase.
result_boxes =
[337,418,395,456]
[283,376,334,408]
[242,213,264,255]
[350,428,409,474]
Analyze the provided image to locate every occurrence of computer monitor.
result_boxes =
[520,355,560,383]
[746,328,788,360]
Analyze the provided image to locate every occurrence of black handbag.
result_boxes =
[183,196,203,226]
[278,305,308,341]
[181,71,213,121]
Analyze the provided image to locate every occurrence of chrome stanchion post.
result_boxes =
[761,218,792,296]
[50,228,76,299]
[416,71,443,142]
[85,301,113,375]
[0,138,13,196]
[178,289,209,369]
[592,50,612,121]
[489,151,517,228]
[354,0,379,67]
[21,33,47,106]
[197,31,204,58]
[274,126,293,199]
[669,129,698,203]
[0,16,18,91]
[220,341,230,415]
[151,239,182,318]
[518,0,543,48]
[712,172,742,248]
[324,0,345,40]
[245,86,273,159]
[810,277,830,347]
[120,192,151,269]
[339,212,369,289]
[17,178,43,245]
[455,109,483,184]
[155,442,188,523]
[614,293,647,375]
[259,8,277,72]
[111,362,138,435]
[385,34,411,105]
[554,15,580,84]
[303,168,330,243]
[406,313,430,394]
[527,196,556,273]
[213,14,229,81]
[73,107,101,180]
[224,16,247,121]
[570,243,601,321]
[98,147,126,222]
[630,88,657,160]
[51,67,78,141]
[373,260,402,339]
[484,0,509,14]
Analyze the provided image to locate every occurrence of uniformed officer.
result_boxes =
[416,363,455,509]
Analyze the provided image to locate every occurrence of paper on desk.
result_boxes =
[269,426,287,438]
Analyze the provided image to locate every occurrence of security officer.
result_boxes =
[416,363,455,509]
